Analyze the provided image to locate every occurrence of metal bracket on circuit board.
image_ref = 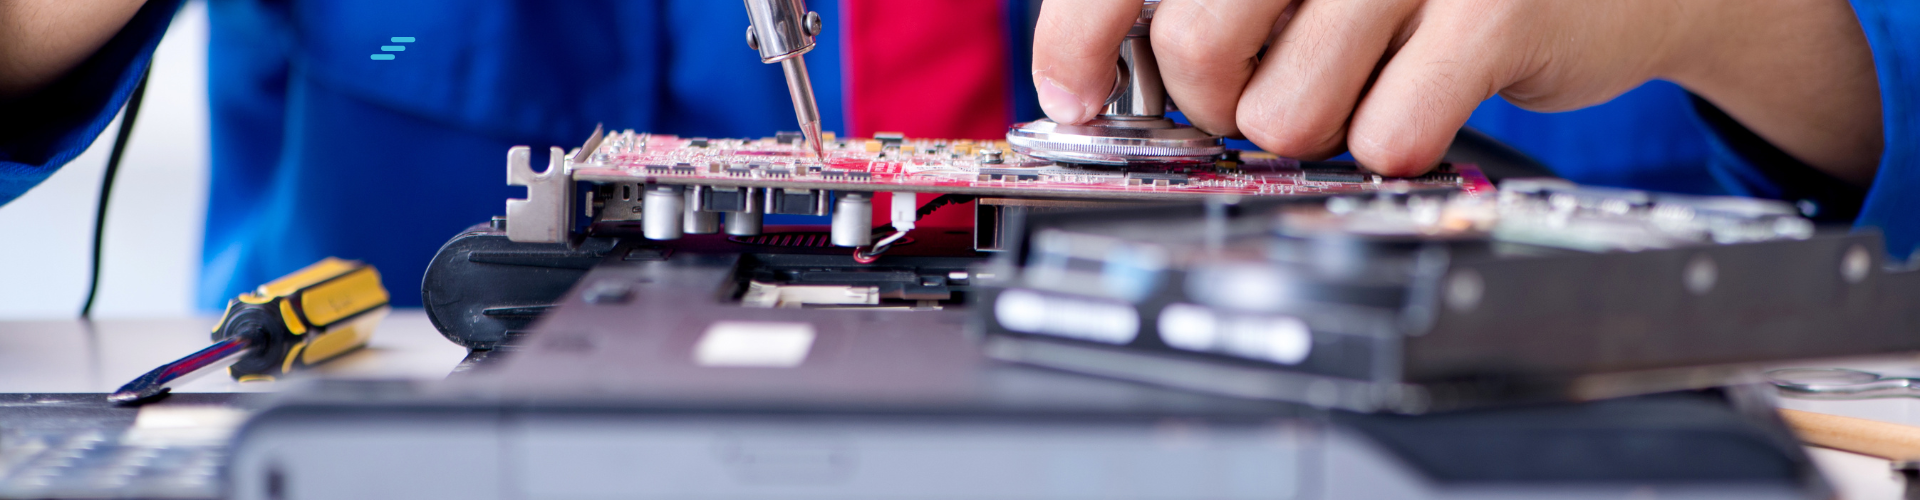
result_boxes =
[504,145,574,244]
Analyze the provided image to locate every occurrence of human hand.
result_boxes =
[0,0,148,99]
[1032,0,1881,182]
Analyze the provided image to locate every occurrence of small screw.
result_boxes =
[745,27,759,51]
[805,11,823,37]
[1445,269,1483,313]
[1842,245,1873,284]
[582,280,632,305]
[1684,255,1717,295]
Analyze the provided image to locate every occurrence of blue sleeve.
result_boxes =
[1849,1,1920,261]
[1695,1,1920,259]
[0,0,183,206]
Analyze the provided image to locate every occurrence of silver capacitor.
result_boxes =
[832,191,873,247]
[642,184,684,240]
[683,185,720,234]
[726,188,765,236]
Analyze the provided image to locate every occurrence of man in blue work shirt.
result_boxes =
[1,1,1914,310]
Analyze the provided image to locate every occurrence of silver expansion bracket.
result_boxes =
[505,146,574,243]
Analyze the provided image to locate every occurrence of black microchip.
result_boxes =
[670,163,696,175]
[980,168,1039,181]
[765,166,792,177]
[703,187,749,212]
[768,188,820,215]
[644,164,670,174]
[875,132,905,147]
[847,171,872,181]
[1299,162,1371,183]
[775,131,804,145]
[1304,172,1368,183]
[821,171,846,180]
[689,138,710,147]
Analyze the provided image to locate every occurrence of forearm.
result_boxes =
[0,0,147,99]
[1664,0,1882,187]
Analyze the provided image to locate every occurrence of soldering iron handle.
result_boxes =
[743,0,816,63]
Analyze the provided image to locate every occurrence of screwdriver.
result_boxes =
[110,258,391,405]
[744,0,827,159]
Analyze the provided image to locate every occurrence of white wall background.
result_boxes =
[0,1,210,319]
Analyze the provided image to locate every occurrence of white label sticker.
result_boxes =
[994,289,1139,345]
[1156,303,1312,365]
[694,321,817,368]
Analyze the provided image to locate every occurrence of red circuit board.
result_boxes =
[570,131,1492,201]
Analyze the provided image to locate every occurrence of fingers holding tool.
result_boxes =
[1031,0,1144,125]
[1149,0,1293,140]
[1235,0,1423,163]
[1343,0,1526,176]
[1032,0,1758,178]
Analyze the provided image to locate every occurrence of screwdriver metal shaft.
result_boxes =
[109,336,254,404]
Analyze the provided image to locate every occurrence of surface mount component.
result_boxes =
[1005,0,1225,166]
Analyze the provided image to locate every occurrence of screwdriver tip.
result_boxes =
[108,386,169,406]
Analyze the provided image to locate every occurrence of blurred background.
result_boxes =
[0,0,1743,321]
[0,1,209,319]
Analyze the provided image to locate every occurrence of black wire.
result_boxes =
[81,66,153,318]
[870,194,977,236]
[916,194,976,219]
[856,194,978,261]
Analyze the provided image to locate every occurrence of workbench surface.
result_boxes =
[0,311,1909,499]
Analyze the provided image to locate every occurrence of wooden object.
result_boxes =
[1779,408,1920,460]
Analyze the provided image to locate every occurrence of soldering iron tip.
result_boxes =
[803,123,825,159]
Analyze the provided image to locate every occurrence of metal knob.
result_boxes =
[1103,1,1165,120]
[1005,0,1223,166]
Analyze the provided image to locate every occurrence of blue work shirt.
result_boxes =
[1,1,1915,310]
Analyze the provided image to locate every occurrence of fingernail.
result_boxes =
[1037,76,1089,124]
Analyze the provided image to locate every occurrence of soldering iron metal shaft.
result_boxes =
[744,0,826,158]
[782,55,826,159]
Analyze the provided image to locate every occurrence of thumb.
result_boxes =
[1031,0,1143,124]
